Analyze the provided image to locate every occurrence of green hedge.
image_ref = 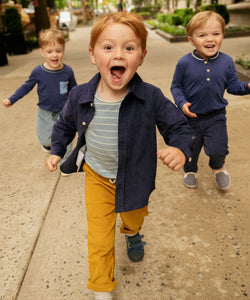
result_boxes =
[157,13,168,23]
[157,8,194,26]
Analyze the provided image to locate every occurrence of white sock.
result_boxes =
[126,232,138,237]
[94,291,113,300]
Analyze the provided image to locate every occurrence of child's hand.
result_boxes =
[46,155,61,172]
[157,146,186,171]
[248,82,250,89]
[3,99,11,107]
[182,102,197,118]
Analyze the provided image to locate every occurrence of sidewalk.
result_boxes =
[0,25,250,300]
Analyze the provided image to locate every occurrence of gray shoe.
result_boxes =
[214,169,231,190]
[183,172,197,188]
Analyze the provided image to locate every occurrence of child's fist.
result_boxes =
[46,155,61,172]
[3,99,11,107]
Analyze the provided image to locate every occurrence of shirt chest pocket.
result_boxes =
[60,81,69,95]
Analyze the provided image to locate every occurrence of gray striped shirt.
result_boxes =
[85,92,123,178]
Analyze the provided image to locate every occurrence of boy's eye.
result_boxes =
[126,46,133,51]
[104,45,112,50]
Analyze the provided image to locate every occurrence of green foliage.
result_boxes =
[3,7,23,33]
[132,3,161,18]
[160,24,186,36]
[27,35,39,49]
[157,13,168,23]
[182,14,194,26]
[174,8,194,26]
[226,25,250,32]
[146,20,158,28]
[55,0,68,9]
[133,0,143,10]
[137,12,151,19]
[166,14,182,26]
[157,8,194,27]
[174,8,193,18]
[202,4,230,25]
[235,56,250,70]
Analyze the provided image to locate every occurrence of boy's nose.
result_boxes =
[114,48,123,59]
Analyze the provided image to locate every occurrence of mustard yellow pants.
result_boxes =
[83,163,148,292]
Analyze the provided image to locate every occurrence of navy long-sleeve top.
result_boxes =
[51,73,195,213]
[9,64,77,112]
[171,51,250,114]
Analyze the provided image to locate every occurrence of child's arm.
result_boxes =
[46,155,62,172]
[2,99,11,108]
[157,146,186,171]
[182,102,197,118]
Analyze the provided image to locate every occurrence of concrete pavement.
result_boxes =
[0,25,250,300]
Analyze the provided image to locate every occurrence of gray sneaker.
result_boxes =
[183,172,197,188]
[214,169,231,190]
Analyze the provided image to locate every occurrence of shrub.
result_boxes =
[183,14,195,26]
[174,8,193,18]
[137,12,151,20]
[157,13,168,23]
[171,14,183,25]
[3,7,23,33]
[202,4,230,25]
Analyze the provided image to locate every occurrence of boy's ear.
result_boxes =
[89,47,96,65]
[39,48,45,57]
[138,49,147,66]
[188,36,194,46]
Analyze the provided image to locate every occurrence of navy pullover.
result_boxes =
[171,51,250,114]
[9,64,77,112]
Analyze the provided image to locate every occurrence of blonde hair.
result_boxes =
[89,12,148,52]
[186,11,225,36]
[39,29,65,48]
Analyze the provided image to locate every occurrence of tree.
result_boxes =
[33,0,51,35]
[81,0,88,23]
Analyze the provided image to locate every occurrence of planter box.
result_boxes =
[235,64,250,81]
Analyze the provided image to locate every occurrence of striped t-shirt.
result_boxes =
[85,92,123,178]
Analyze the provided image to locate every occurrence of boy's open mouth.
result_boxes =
[205,45,215,49]
[111,66,125,80]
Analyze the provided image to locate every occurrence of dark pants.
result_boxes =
[184,110,229,173]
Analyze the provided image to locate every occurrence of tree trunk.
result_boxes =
[81,0,88,23]
[34,0,51,36]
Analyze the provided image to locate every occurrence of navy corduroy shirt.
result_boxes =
[51,73,194,212]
